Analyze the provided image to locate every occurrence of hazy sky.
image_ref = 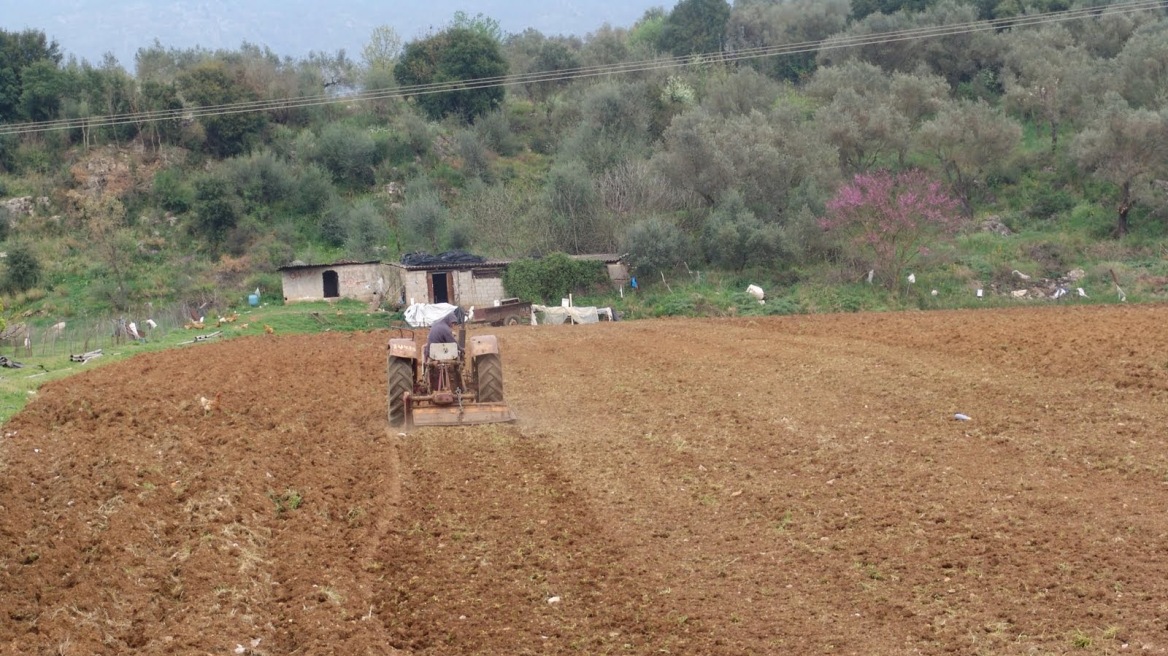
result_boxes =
[4,1,667,70]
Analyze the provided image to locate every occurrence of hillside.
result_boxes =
[0,0,1166,324]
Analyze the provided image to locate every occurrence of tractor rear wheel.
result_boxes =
[504,314,521,326]
[387,356,414,426]
[476,354,503,403]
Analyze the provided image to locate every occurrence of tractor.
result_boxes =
[386,313,516,429]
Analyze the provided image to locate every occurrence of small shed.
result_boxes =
[278,260,393,303]
[385,252,631,309]
[386,253,510,309]
[570,253,630,286]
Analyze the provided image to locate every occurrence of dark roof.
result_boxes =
[570,253,624,264]
[277,260,382,272]
[388,258,511,272]
[384,254,624,272]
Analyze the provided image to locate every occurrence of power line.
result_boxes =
[0,0,1162,137]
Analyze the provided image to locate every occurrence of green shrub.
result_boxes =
[292,164,336,217]
[652,292,696,317]
[623,217,690,277]
[1027,186,1075,221]
[398,191,448,252]
[3,242,42,293]
[223,150,298,214]
[342,198,391,260]
[455,129,493,182]
[475,108,521,157]
[503,252,606,303]
[703,191,785,271]
[312,123,379,187]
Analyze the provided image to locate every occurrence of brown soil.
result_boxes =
[3,305,1168,655]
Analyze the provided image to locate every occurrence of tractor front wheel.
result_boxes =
[388,356,414,426]
[476,354,503,403]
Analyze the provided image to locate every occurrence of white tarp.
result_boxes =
[532,305,612,325]
[404,303,460,327]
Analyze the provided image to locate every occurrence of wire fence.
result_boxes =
[0,301,217,361]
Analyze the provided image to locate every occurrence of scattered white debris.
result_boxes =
[907,273,916,284]
[746,284,766,304]
[931,289,939,296]
[1011,269,1031,281]
[954,413,971,421]
[234,645,246,655]
[547,596,561,604]
[1077,287,1088,298]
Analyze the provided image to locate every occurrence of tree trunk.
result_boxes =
[1115,181,1132,238]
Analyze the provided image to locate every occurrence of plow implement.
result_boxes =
[402,394,517,429]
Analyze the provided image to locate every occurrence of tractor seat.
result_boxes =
[429,342,459,361]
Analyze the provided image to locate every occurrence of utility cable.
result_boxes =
[0,0,1162,136]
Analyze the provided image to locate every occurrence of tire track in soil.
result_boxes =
[496,316,1168,654]
[376,426,695,655]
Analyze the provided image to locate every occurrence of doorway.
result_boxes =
[323,270,340,298]
[429,272,450,304]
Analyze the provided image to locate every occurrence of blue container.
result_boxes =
[248,293,260,307]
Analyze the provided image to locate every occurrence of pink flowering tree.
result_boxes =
[820,169,964,291]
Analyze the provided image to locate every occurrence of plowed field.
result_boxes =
[3,305,1168,655]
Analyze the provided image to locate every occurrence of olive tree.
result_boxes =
[809,62,949,170]
[699,67,784,118]
[1072,94,1168,237]
[917,99,1021,216]
[398,182,449,252]
[1001,25,1094,154]
[724,0,849,82]
[545,159,609,253]
[558,81,654,175]
[624,217,691,277]
[818,1,1003,90]
[652,104,838,223]
[702,190,785,271]
[1112,20,1168,110]
[342,198,391,260]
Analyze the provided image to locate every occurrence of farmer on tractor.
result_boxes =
[425,310,460,359]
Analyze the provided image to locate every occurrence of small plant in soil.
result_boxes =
[270,489,304,515]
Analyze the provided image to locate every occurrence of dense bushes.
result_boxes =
[503,253,607,303]
[3,242,41,293]
[623,217,690,277]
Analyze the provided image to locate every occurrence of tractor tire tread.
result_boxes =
[387,356,413,426]
[476,354,503,403]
